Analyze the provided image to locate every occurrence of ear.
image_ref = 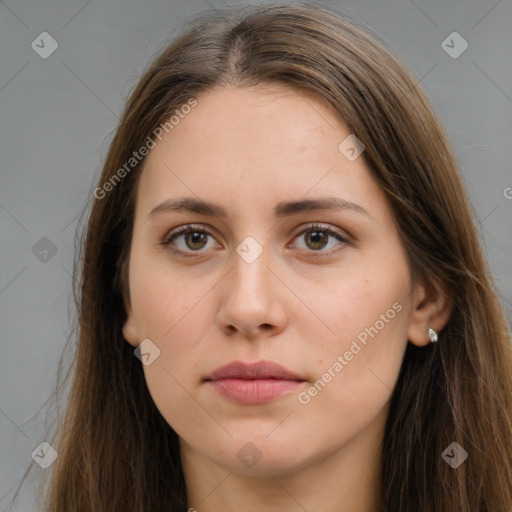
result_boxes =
[122,303,140,348]
[407,275,454,347]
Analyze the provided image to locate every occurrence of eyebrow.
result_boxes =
[147,197,372,220]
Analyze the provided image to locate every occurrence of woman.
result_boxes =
[28,2,512,511]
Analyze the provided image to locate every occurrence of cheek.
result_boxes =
[292,298,407,459]
[129,252,216,418]
[137,296,217,440]
[129,240,215,341]
[311,261,409,356]
[299,260,409,411]
[143,362,224,449]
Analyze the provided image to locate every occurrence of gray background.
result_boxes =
[1,0,511,509]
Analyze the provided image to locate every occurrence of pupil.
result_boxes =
[307,230,328,250]
[187,232,207,249]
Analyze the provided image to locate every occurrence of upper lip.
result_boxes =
[207,360,304,381]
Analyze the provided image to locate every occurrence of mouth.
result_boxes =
[205,360,306,405]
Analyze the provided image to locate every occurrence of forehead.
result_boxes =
[143,84,342,170]
[136,84,388,225]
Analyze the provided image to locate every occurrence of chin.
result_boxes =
[207,433,317,477]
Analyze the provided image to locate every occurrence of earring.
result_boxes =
[428,327,438,343]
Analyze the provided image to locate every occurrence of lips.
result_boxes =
[206,360,305,405]
[208,360,303,381]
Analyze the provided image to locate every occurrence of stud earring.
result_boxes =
[428,327,438,343]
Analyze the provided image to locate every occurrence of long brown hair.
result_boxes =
[11,2,512,511]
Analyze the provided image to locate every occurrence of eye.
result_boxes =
[161,224,221,256]
[161,222,350,258]
[289,223,349,255]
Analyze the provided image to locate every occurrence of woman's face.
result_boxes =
[123,84,429,476]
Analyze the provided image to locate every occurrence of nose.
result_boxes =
[216,246,288,341]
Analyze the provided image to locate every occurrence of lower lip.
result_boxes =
[208,378,304,405]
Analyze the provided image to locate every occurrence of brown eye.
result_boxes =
[304,229,329,250]
[183,231,208,250]
[162,224,220,256]
[162,222,349,258]
[291,223,349,255]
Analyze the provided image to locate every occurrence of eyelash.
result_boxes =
[160,223,350,259]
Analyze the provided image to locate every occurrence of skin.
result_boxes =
[122,83,453,512]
